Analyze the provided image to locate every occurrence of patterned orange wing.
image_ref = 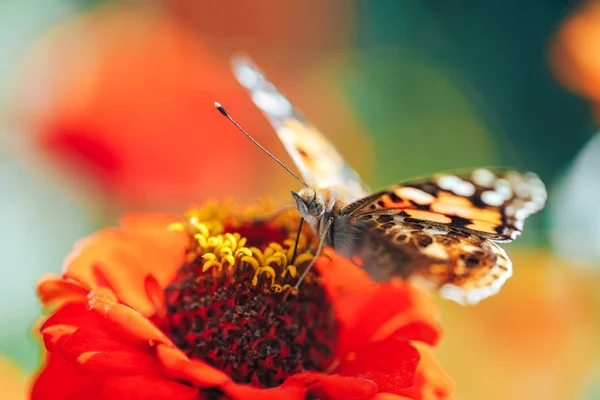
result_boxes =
[342,169,547,242]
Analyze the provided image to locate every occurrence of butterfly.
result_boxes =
[227,56,547,305]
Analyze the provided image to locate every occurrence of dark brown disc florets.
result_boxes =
[164,212,338,388]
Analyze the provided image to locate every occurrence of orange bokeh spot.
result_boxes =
[549,1,600,100]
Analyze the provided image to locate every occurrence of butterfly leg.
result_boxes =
[293,216,334,290]
[290,217,305,264]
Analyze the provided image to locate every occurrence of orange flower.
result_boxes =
[31,204,454,399]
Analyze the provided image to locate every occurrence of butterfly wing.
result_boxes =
[342,169,547,242]
[231,55,370,200]
[339,221,512,305]
[334,168,546,304]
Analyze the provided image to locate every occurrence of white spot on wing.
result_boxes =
[494,179,513,199]
[437,175,461,191]
[514,182,531,198]
[462,245,483,253]
[453,181,476,196]
[421,243,450,260]
[424,228,448,235]
[437,175,476,196]
[523,201,538,213]
[481,190,505,206]
[472,169,496,187]
[397,187,435,205]
[514,208,528,220]
[513,219,524,230]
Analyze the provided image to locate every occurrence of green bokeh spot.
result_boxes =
[340,51,501,190]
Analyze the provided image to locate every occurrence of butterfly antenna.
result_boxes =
[214,102,308,187]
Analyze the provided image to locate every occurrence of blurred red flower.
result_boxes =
[31,205,454,399]
[9,5,279,211]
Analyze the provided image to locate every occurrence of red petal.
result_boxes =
[397,344,455,400]
[32,357,199,400]
[62,214,188,317]
[283,372,378,400]
[41,302,103,332]
[315,249,373,299]
[38,295,231,390]
[373,394,413,400]
[221,380,305,400]
[145,274,167,325]
[40,304,160,375]
[75,350,160,374]
[37,277,88,308]
[337,339,420,394]
[98,374,198,400]
[334,279,440,354]
[88,287,172,347]
[30,353,102,400]
[41,324,137,357]
[155,344,231,388]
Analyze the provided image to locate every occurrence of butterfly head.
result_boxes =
[291,188,336,228]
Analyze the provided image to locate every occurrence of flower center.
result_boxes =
[164,210,338,388]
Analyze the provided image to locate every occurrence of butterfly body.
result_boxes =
[231,56,547,305]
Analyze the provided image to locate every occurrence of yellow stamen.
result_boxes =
[282,265,297,279]
[193,222,210,238]
[176,204,316,290]
[265,253,286,268]
[241,255,260,270]
[252,266,277,286]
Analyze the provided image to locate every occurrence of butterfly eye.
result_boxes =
[308,200,324,217]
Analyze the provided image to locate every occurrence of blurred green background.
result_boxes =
[1,0,599,399]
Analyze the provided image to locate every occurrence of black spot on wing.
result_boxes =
[468,191,489,209]
[376,214,394,223]
[462,255,481,269]
[381,222,396,230]
[402,222,426,230]
[415,234,433,247]
[410,201,431,211]
[388,192,402,203]
[449,215,473,227]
